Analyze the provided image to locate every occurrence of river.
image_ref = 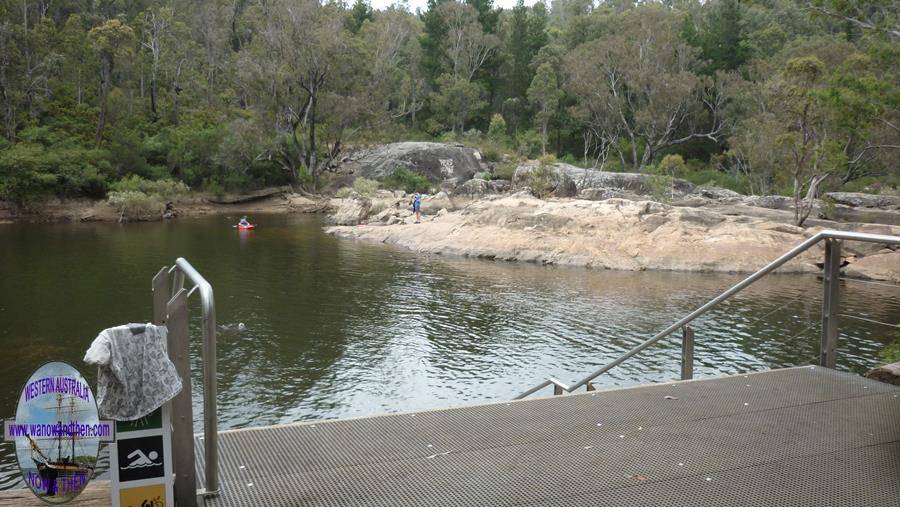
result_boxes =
[1,213,897,489]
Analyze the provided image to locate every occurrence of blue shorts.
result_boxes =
[413,202,421,211]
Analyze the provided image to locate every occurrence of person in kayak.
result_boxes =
[238,216,251,227]
[411,193,422,223]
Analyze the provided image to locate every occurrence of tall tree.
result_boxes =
[527,62,561,155]
[89,19,134,144]
[565,6,728,169]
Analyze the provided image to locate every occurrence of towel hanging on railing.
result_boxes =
[84,323,182,420]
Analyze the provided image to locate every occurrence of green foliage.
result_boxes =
[106,175,188,221]
[879,333,900,364]
[527,163,555,198]
[430,74,486,135]
[487,114,508,142]
[493,162,517,180]
[0,127,111,203]
[645,173,675,203]
[107,190,163,222]
[346,0,374,34]
[682,169,752,195]
[109,175,189,201]
[0,0,897,208]
[688,0,750,74]
[381,168,431,194]
[658,154,687,178]
[515,129,541,159]
[527,63,562,155]
[337,176,380,197]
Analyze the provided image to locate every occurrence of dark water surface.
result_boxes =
[1,214,898,489]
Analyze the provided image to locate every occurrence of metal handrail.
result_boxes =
[169,258,218,496]
[515,229,900,399]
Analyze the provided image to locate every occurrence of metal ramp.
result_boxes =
[195,366,900,506]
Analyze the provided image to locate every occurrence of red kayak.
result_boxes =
[237,224,255,230]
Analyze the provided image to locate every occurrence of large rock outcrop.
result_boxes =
[338,142,484,183]
[532,164,697,196]
[325,195,900,275]
[511,164,578,197]
[843,250,900,283]
[825,192,900,210]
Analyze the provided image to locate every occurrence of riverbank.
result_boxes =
[326,193,900,282]
[0,193,325,224]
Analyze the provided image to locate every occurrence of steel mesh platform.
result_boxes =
[195,367,900,506]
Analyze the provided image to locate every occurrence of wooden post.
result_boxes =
[167,289,198,507]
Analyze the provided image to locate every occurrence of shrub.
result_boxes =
[559,153,581,166]
[0,139,112,203]
[353,177,380,195]
[879,332,900,364]
[335,187,353,198]
[110,175,189,201]
[682,169,751,195]
[481,145,503,163]
[646,173,674,203]
[538,154,557,167]
[487,114,507,141]
[515,129,541,158]
[658,154,687,178]
[381,168,431,194]
[528,164,555,198]
[492,162,516,180]
[107,190,164,222]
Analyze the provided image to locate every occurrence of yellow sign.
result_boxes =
[119,483,166,507]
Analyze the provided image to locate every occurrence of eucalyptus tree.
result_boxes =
[564,5,728,170]
[88,18,134,144]
[527,63,561,155]
[429,0,498,133]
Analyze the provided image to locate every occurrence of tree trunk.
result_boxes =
[639,144,654,171]
[171,62,183,125]
[149,69,158,121]
[540,120,547,156]
[629,133,639,169]
[796,173,827,227]
[95,57,112,144]
[307,90,318,188]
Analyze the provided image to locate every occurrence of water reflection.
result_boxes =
[0,214,897,489]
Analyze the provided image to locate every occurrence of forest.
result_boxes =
[0,0,897,205]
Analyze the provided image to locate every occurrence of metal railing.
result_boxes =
[152,258,218,505]
[516,230,900,400]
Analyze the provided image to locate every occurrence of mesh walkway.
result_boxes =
[195,366,900,506]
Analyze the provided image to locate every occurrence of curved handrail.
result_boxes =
[515,229,900,399]
[171,258,218,496]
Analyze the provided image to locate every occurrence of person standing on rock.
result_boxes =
[411,193,422,223]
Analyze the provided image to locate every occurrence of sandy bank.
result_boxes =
[325,194,900,281]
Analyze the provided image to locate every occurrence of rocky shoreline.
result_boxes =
[3,142,898,283]
[326,192,900,282]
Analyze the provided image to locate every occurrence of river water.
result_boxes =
[1,213,898,489]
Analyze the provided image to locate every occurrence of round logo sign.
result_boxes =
[9,362,107,503]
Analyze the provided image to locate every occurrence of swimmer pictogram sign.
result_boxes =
[109,405,173,507]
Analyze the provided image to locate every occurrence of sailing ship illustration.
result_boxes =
[25,393,94,497]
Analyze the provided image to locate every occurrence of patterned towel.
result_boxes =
[84,323,182,420]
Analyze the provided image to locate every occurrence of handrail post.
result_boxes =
[820,239,842,368]
[160,259,219,498]
[681,326,694,380]
[166,289,199,507]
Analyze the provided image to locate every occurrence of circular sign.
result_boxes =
[12,362,102,503]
